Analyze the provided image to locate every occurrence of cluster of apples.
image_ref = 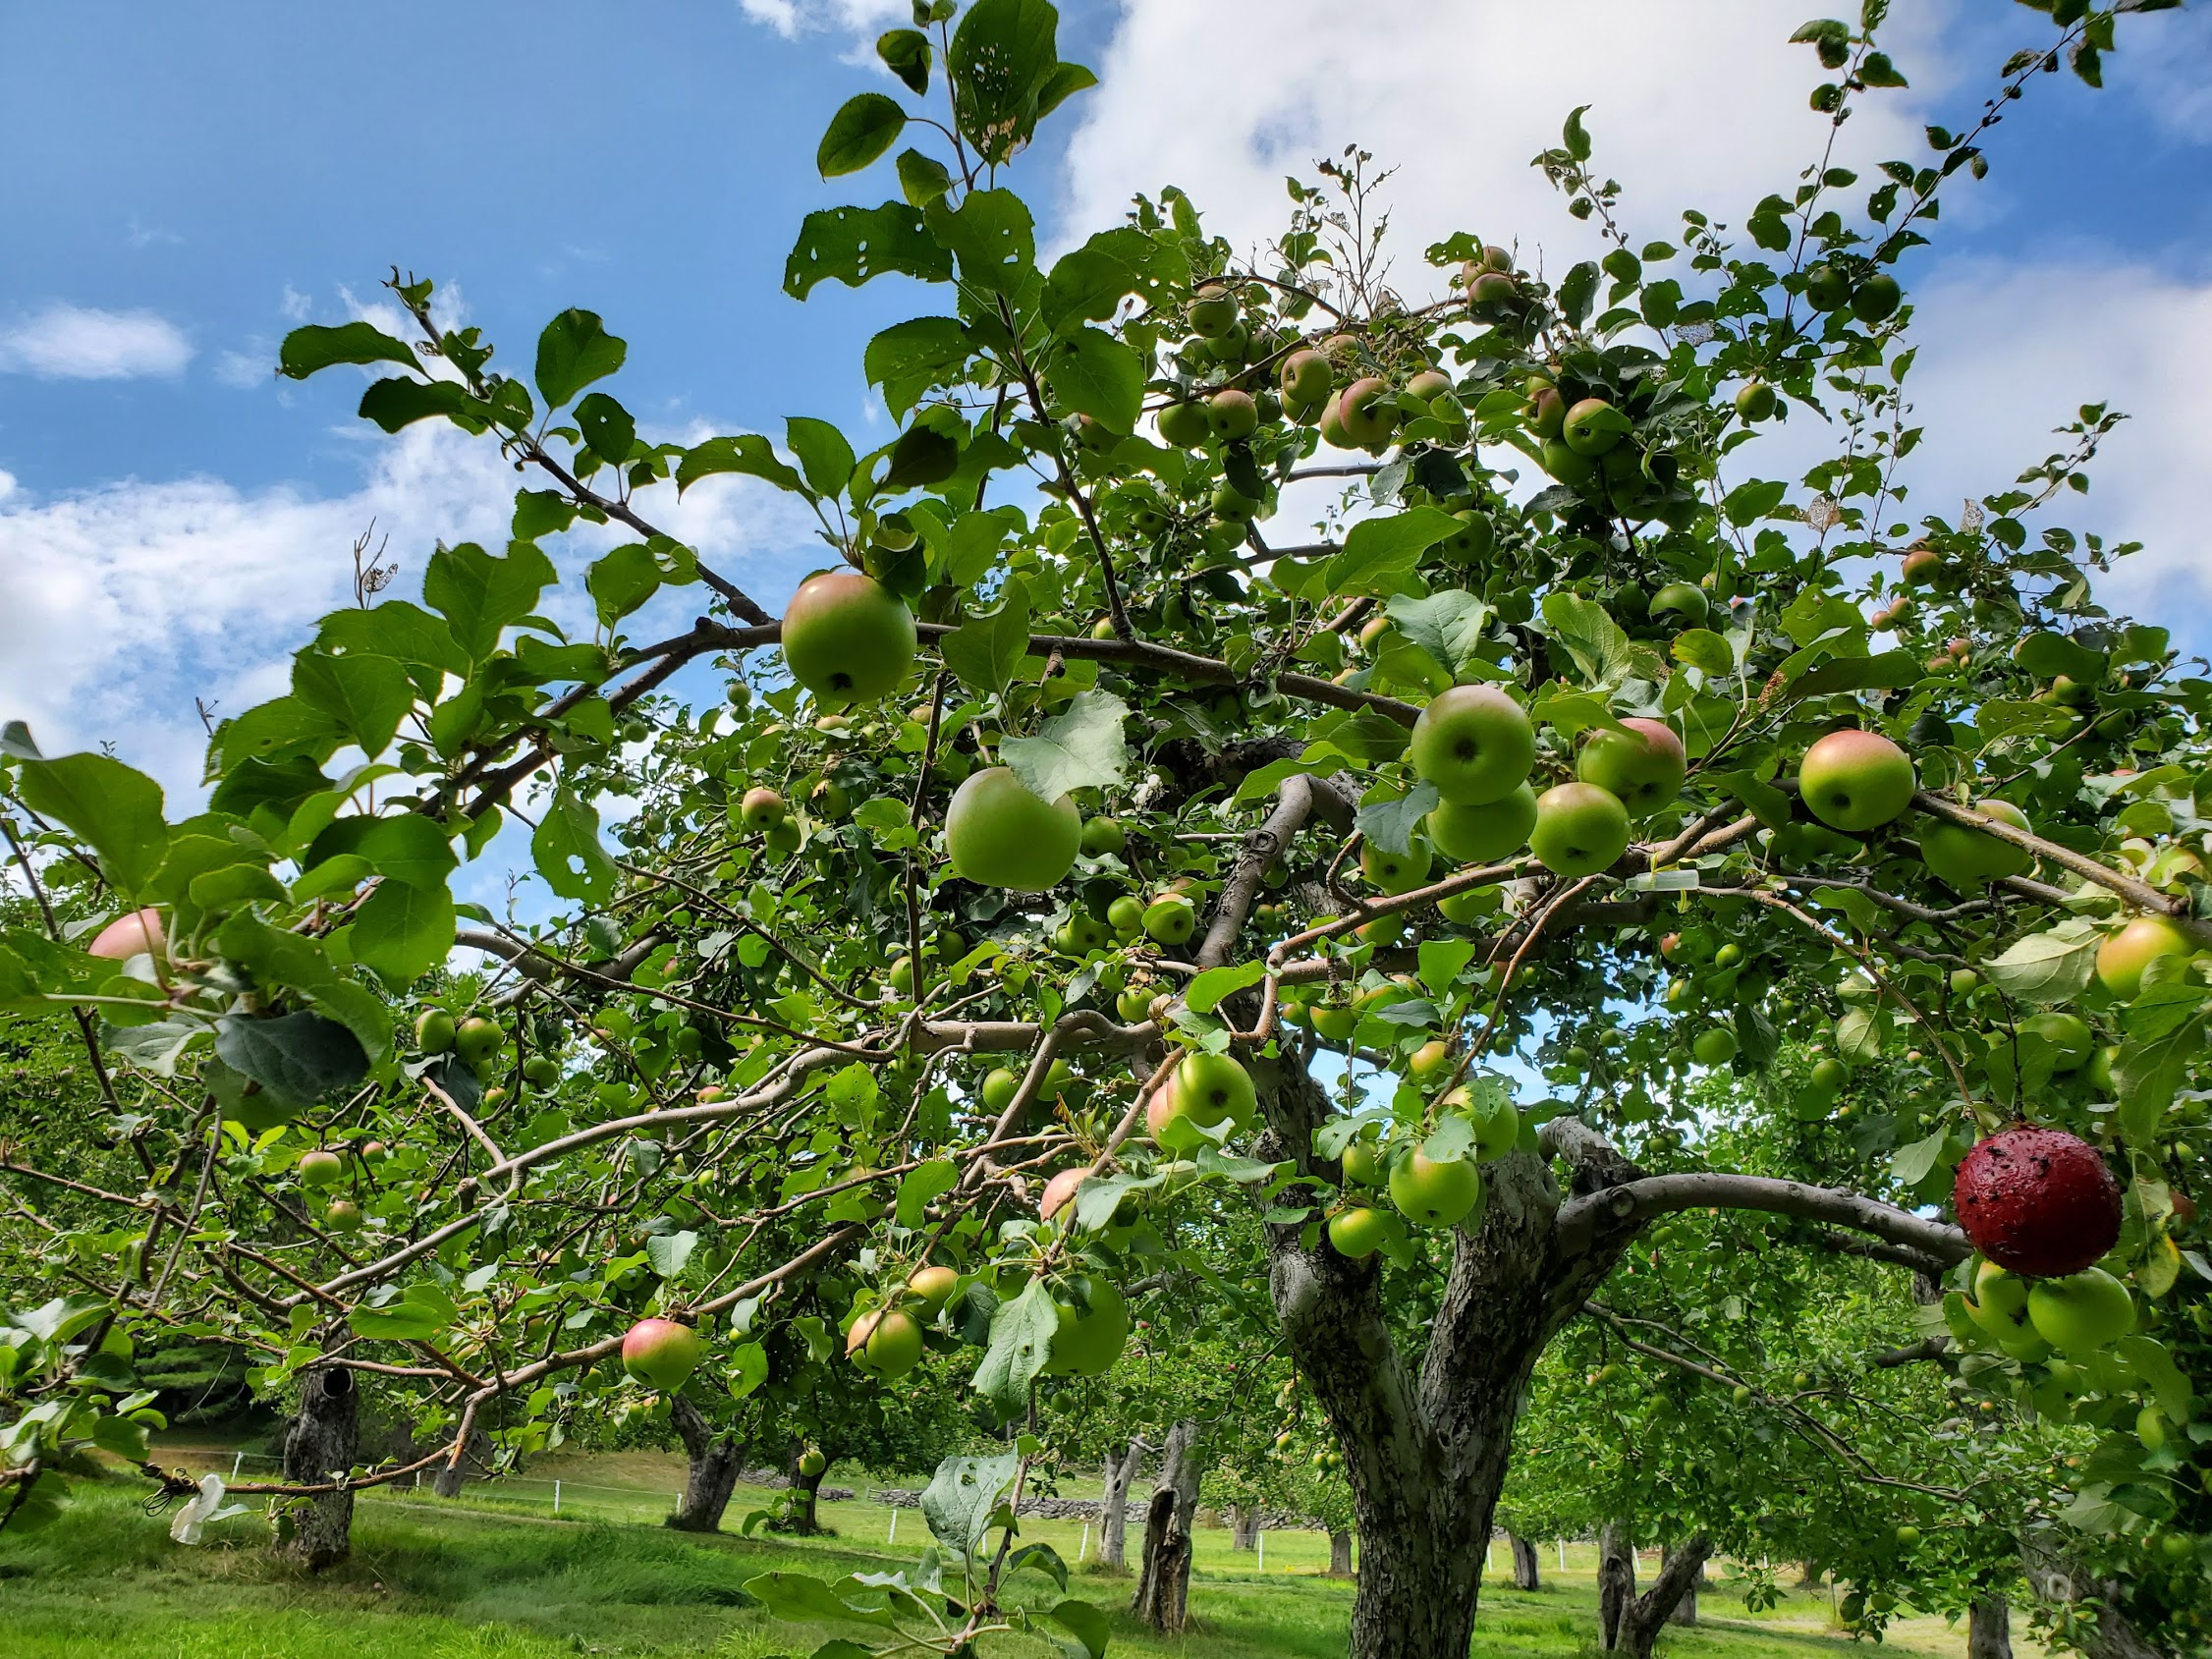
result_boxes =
[1322,1083,1522,1258]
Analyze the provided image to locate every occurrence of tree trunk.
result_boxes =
[1131,1417,1200,1632]
[1968,1593,2012,1659]
[1599,1524,1638,1651]
[1230,1505,1259,1550]
[1662,1541,1701,1626]
[1606,1534,1712,1658]
[2022,1537,2168,1659]
[430,1422,486,1498]
[785,1442,824,1535]
[665,1394,744,1533]
[1099,1439,1143,1570]
[1797,1561,1823,1590]
[1248,1050,1649,1659]
[1511,1532,1542,1590]
[278,1367,358,1569]
[1329,1528,1355,1576]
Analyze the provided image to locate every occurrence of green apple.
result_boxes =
[797,1447,827,1478]
[321,1198,362,1233]
[1317,393,1352,450]
[1736,382,1777,421]
[946,767,1080,891]
[1963,1260,2032,1344]
[1211,479,1261,521]
[621,1318,703,1390]
[1562,397,1630,456]
[1528,386,1565,440]
[1116,985,1153,1022]
[1046,1276,1129,1376]
[298,1148,344,1188]
[847,1307,924,1379]
[1280,349,1333,408]
[1410,686,1536,805]
[1172,1051,1256,1131]
[1691,1027,1739,1067]
[1919,799,2031,887]
[1851,273,1901,322]
[1803,262,1852,310]
[1360,839,1434,895]
[781,570,916,705]
[2023,1010,2094,1072]
[741,786,786,829]
[1540,438,1596,485]
[1808,1057,1849,1093]
[1328,1207,1392,1259]
[1157,400,1211,448]
[1337,377,1397,448]
[1107,895,1145,938]
[979,1067,1022,1120]
[524,1055,561,1087]
[1441,510,1494,562]
[907,1264,960,1310]
[1798,729,1915,832]
[1427,785,1537,864]
[415,1009,457,1054]
[763,819,802,856]
[1437,885,1504,925]
[2026,1266,2134,1353]
[1408,1040,1455,1085]
[1207,388,1258,440]
[1576,718,1687,818]
[1529,782,1631,878]
[455,1017,504,1068]
[1340,1138,1384,1185]
[2096,914,2192,1000]
[1389,1151,1482,1228]
[1143,893,1197,945]
[1648,581,1711,629]
[1080,816,1128,857]
[1188,283,1239,338]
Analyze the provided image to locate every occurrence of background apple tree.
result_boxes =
[4,1,2209,1656]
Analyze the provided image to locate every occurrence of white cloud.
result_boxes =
[213,350,268,390]
[738,0,905,41]
[0,417,817,802]
[1056,0,1960,274]
[279,286,314,323]
[0,304,194,380]
[2108,5,2212,144]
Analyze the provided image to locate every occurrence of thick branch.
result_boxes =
[1557,1172,1970,1267]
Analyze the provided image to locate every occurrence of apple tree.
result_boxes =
[5,1,2211,1655]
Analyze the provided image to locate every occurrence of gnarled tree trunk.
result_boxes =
[1329,1528,1355,1576]
[431,1421,486,1498]
[1511,1532,1542,1590]
[1230,1506,1259,1550]
[1968,1592,2013,1659]
[1605,1533,1712,1658]
[1599,1524,1637,1650]
[1131,1417,1199,1632]
[1662,1540,1702,1626]
[665,1394,745,1532]
[2023,1537,2168,1659]
[279,1366,358,1569]
[1099,1439,1144,1570]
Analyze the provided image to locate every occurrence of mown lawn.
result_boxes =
[0,1471,2026,1658]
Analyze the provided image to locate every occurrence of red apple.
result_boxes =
[621,1317,703,1390]
[87,907,165,961]
[1798,729,1915,833]
[1953,1127,2122,1278]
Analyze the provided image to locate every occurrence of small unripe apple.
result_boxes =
[741,787,786,830]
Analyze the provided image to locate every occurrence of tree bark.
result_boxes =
[1131,1417,1200,1632]
[1511,1532,1542,1590]
[1797,1560,1823,1590]
[1968,1593,2013,1659]
[1662,1541,1701,1626]
[430,1422,486,1498]
[2022,1537,2170,1659]
[1230,1505,1260,1550]
[1606,1533,1712,1658]
[1099,1439,1143,1570]
[278,1367,358,1570]
[664,1394,745,1533]
[1329,1528,1355,1577]
[1599,1524,1637,1651]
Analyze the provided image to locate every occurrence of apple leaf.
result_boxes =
[1672,628,1736,677]
[534,308,627,412]
[278,320,419,380]
[1030,1598,1111,1659]
[211,911,393,1063]
[349,877,455,991]
[291,649,414,759]
[2116,1012,2203,1144]
[1187,961,1267,1016]
[1323,508,1460,597]
[215,1012,369,1107]
[574,391,636,465]
[1836,1006,1883,1068]
[785,200,953,302]
[864,317,970,420]
[942,577,1031,695]
[786,417,857,499]
[923,188,1036,295]
[921,1446,1023,1556]
[1002,689,1129,803]
[1983,920,2100,1005]
[816,90,908,179]
[970,1281,1058,1422]
[1355,782,1439,857]
[644,1230,698,1280]
[1042,326,1142,433]
[16,752,169,899]
[895,1158,958,1228]
[1388,589,1492,679]
[349,1282,459,1343]
[726,1341,769,1400]
[1539,591,1636,690]
[423,541,558,662]
[676,432,808,498]
[532,789,620,903]
[1890,1129,1950,1187]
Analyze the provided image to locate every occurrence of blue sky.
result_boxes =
[3,0,2210,802]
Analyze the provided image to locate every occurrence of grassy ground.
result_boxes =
[2,1451,2029,1658]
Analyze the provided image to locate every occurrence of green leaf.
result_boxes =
[1983,920,2100,1006]
[343,814,460,892]
[277,321,419,380]
[1187,962,1266,1016]
[1721,478,1789,525]
[895,1158,959,1228]
[921,1446,1024,1553]
[532,789,620,903]
[535,308,627,411]
[586,543,663,627]
[212,911,394,1063]
[1836,1006,1882,1068]
[727,1341,769,1400]
[923,188,1036,295]
[1672,629,1736,677]
[942,577,1031,695]
[1419,939,1480,999]
[358,376,490,435]
[1388,589,1492,679]
[785,201,953,301]
[1355,783,1440,857]
[949,0,1066,165]
[575,391,636,464]
[786,417,857,498]
[351,878,456,990]
[317,601,469,678]
[817,91,908,177]
[1043,327,1143,432]
[882,424,960,491]
[1041,227,1191,334]
[215,1012,369,1107]
[290,649,414,759]
[877,28,932,94]
[2013,630,2105,684]
[17,753,168,898]
[1002,689,1129,802]
[2117,1012,2204,1144]
[895,146,953,207]
[1035,1598,1110,1659]
[863,317,970,420]
[350,1282,460,1343]
[1790,649,1922,698]
[1323,507,1462,597]
[1890,1129,1950,1186]
[1540,591,1636,689]
[676,432,809,498]
[1558,260,1600,326]
[423,541,558,661]
[645,1230,698,1280]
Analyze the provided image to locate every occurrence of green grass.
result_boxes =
[1,1463,2030,1658]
